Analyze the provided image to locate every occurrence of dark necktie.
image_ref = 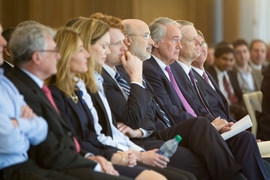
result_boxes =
[223,75,239,104]
[42,84,81,153]
[115,71,130,96]
[165,66,197,117]
[144,77,171,127]
[202,72,210,84]
[189,70,214,118]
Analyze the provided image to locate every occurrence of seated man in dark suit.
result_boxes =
[6,23,133,180]
[98,14,247,180]
[206,45,247,120]
[143,17,270,180]
[0,27,15,74]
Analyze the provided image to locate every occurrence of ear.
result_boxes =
[3,46,10,56]
[31,51,42,65]
[153,41,160,48]
[124,34,131,47]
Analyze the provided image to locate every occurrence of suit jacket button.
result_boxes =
[67,131,72,136]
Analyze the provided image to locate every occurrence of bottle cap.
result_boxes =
[175,135,182,142]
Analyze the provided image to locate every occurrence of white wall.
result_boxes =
[240,0,270,44]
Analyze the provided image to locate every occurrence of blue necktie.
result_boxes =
[115,71,171,127]
[115,71,130,96]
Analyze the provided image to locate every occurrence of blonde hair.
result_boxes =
[46,27,80,97]
[71,18,109,93]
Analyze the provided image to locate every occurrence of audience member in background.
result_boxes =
[71,16,197,180]
[204,43,215,68]
[47,25,167,180]
[257,63,270,141]
[232,39,263,94]
[249,39,267,71]
[7,24,134,180]
[206,45,248,120]
[0,27,15,74]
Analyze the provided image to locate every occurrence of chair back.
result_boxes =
[243,91,263,136]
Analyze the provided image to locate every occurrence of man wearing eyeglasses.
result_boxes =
[6,24,134,180]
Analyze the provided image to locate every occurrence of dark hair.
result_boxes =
[214,45,235,58]
[232,39,249,49]
[2,27,16,43]
[249,39,267,50]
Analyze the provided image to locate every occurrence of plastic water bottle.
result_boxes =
[157,135,182,158]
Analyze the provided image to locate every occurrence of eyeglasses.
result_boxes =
[37,48,59,54]
[129,34,151,40]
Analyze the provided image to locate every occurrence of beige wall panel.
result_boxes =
[223,0,240,42]
[132,0,189,24]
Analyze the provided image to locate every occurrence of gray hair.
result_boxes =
[9,24,55,66]
[176,20,193,28]
[149,17,179,42]
[16,20,41,28]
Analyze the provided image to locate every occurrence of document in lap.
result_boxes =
[221,115,252,140]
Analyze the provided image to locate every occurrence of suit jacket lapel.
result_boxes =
[206,71,230,113]
[90,92,114,136]
[11,67,71,129]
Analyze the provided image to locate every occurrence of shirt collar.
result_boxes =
[103,64,116,79]
[191,66,204,76]
[177,61,192,76]
[4,60,14,67]
[20,68,44,88]
[152,54,167,70]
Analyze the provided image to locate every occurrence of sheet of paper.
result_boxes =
[221,115,253,140]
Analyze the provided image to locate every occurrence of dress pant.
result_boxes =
[2,160,76,180]
[155,117,242,180]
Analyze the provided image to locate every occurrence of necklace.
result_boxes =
[70,93,78,104]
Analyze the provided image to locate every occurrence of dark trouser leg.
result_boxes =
[2,160,76,180]
[137,162,197,180]
[133,137,211,179]
[59,168,133,180]
[157,117,242,180]
[226,131,270,180]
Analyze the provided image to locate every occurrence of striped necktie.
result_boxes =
[115,71,130,96]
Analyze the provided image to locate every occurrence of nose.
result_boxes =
[148,38,154,45]
[85,50,90,58]
[177,40,182,49]
[56,52,61,59]
[0,35,7,47]
[121,41,128,51]
[106,48,111,55]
